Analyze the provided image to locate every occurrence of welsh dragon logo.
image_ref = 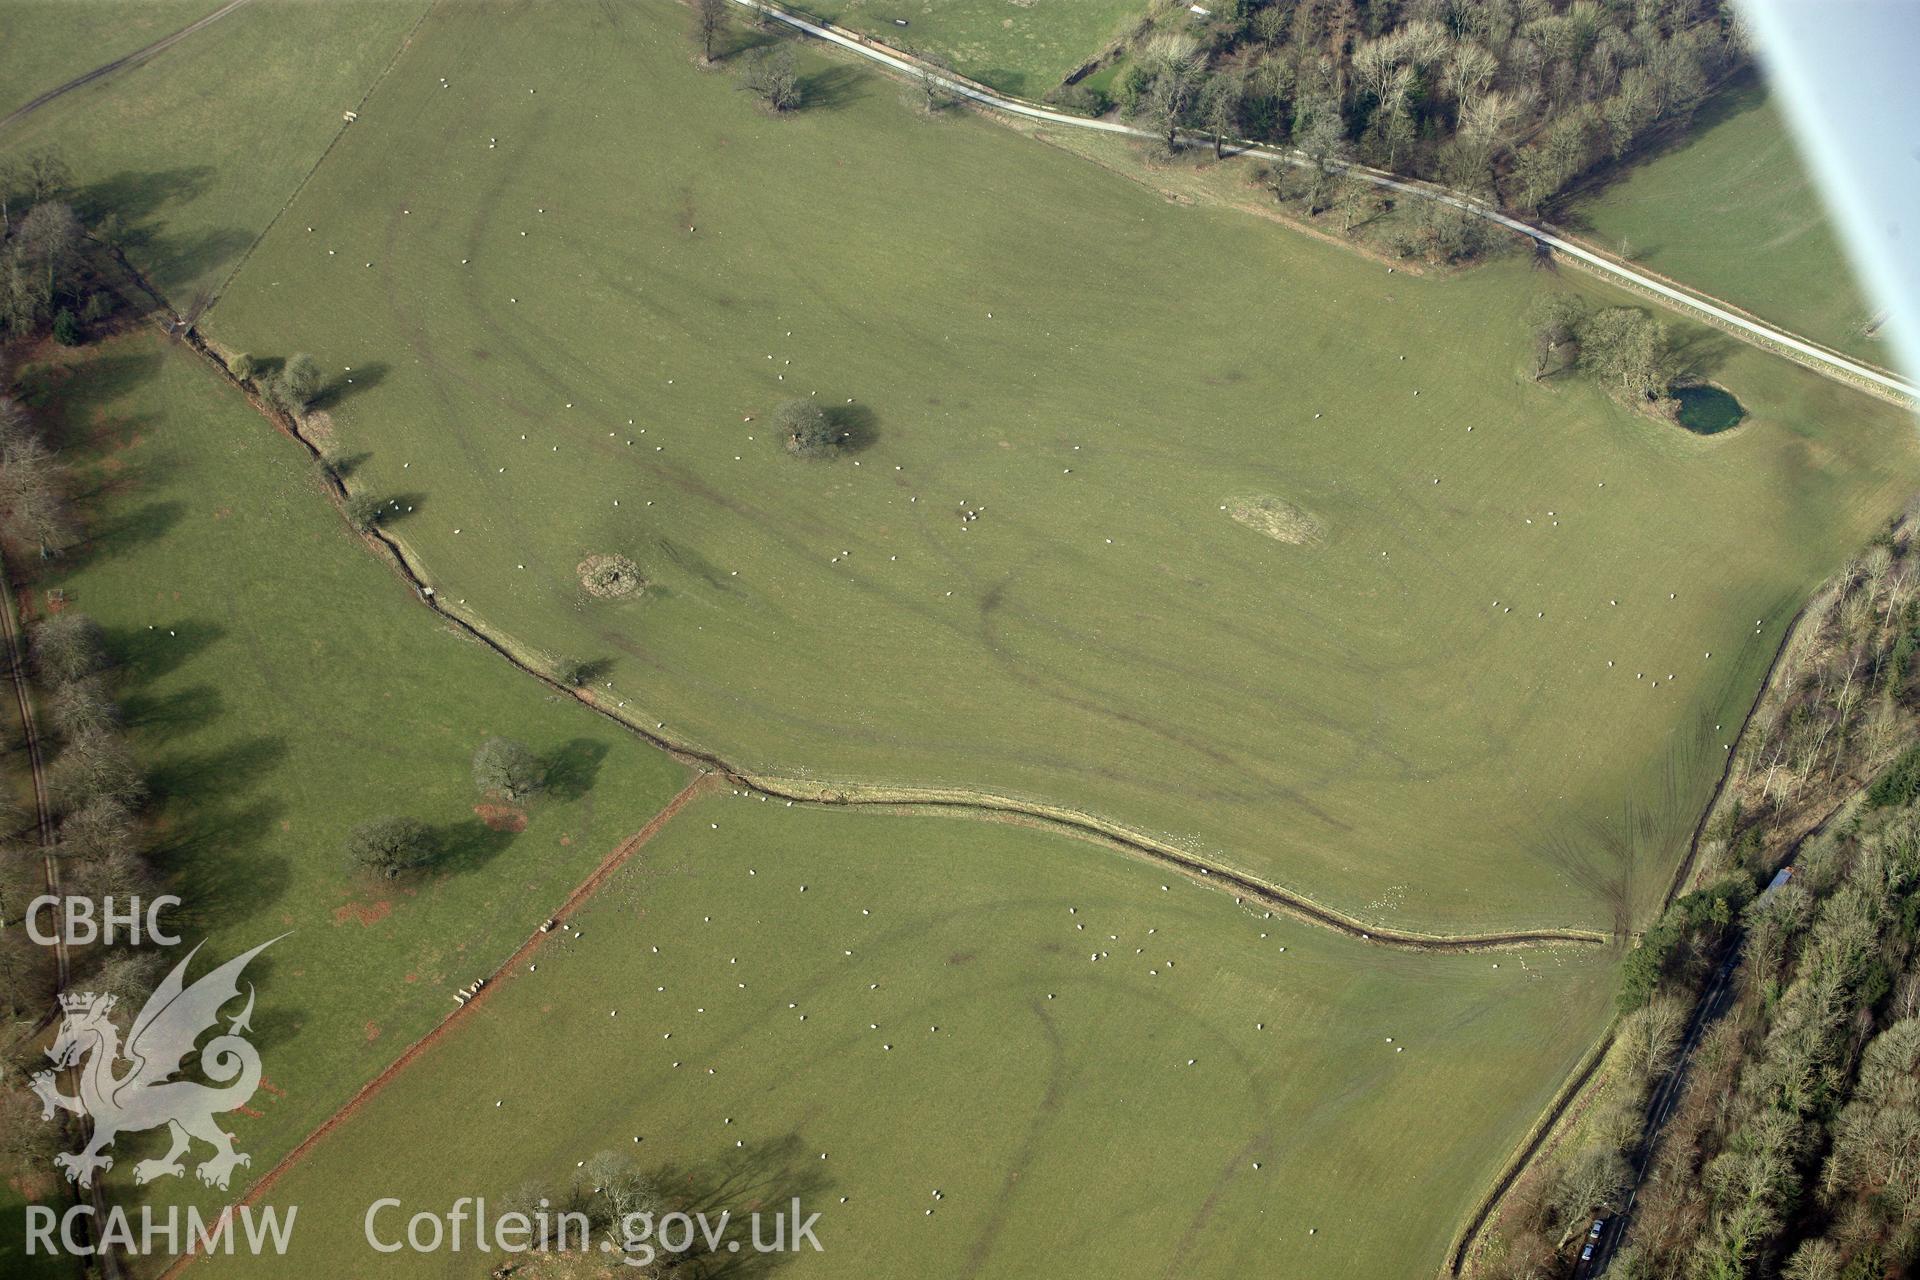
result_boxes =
[31,936,282,1191]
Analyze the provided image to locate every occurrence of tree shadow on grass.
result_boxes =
[21,348,162,437]
[1669,328,1741,383]
[544,737,609,800]
[61,500,187,574]
[653,1135,835,1277]
[367,490,428,527]
[156,798,294,926]
[324,451,372,481]
[144,734,290,806]
[826,403,879,454]
[310,362,388,410]
[796,65,870,112]
[75,167,217,237]
[432,818,519,876]
[99,619,224,686]
[118,682,222,740]
[655,538,741,593]
[722,24,783,60]
[137,227,257,307]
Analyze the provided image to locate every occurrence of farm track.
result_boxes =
[728,0,1917,407]
[0,548,116,1268]
[0,548,61,987]
[0,0,258,133]
[152,771,720,1280]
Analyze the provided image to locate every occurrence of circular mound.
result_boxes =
[577,553,645,599]
[1223,494,1325,547]
[1673,384,1745,435]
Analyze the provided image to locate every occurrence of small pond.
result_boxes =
[1674,384,1745,434]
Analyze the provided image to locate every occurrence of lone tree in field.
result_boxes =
[1579,307,1672,402]
[777,398,840,458]
[272,353,325,413]
[344,816,434,880]
[742,44,800,112]
[1526,293,1586,380]
[694,0,728,65]
[473,736,544,802]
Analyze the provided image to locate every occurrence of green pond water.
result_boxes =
[1675,384,1745,434]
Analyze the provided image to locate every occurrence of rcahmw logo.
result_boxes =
[25,935,299,1258]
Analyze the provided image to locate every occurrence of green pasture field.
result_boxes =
[780,0,1141,96]
[0,0,227,118]
[1571,77,1894,366]
[0,0,431,301]
[202,0,1920,938]
[234,795,1616,1280]
[2,332,687,1264]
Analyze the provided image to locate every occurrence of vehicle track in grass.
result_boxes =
[0,0,258,133]
[152,770,719,1279]
[108,244,1619,955]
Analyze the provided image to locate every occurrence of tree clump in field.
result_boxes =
[0,183,85,339]
[344,816,435,879]
[742,44,800,112]
[1525,293,1585,381]
[1577,306,1672,403]
[1519,295,1674,406]
[0,148,113,344]
[776,398,842,458]
[270,353,325,414]
[578,553,644,599]
[473,736,545,802]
